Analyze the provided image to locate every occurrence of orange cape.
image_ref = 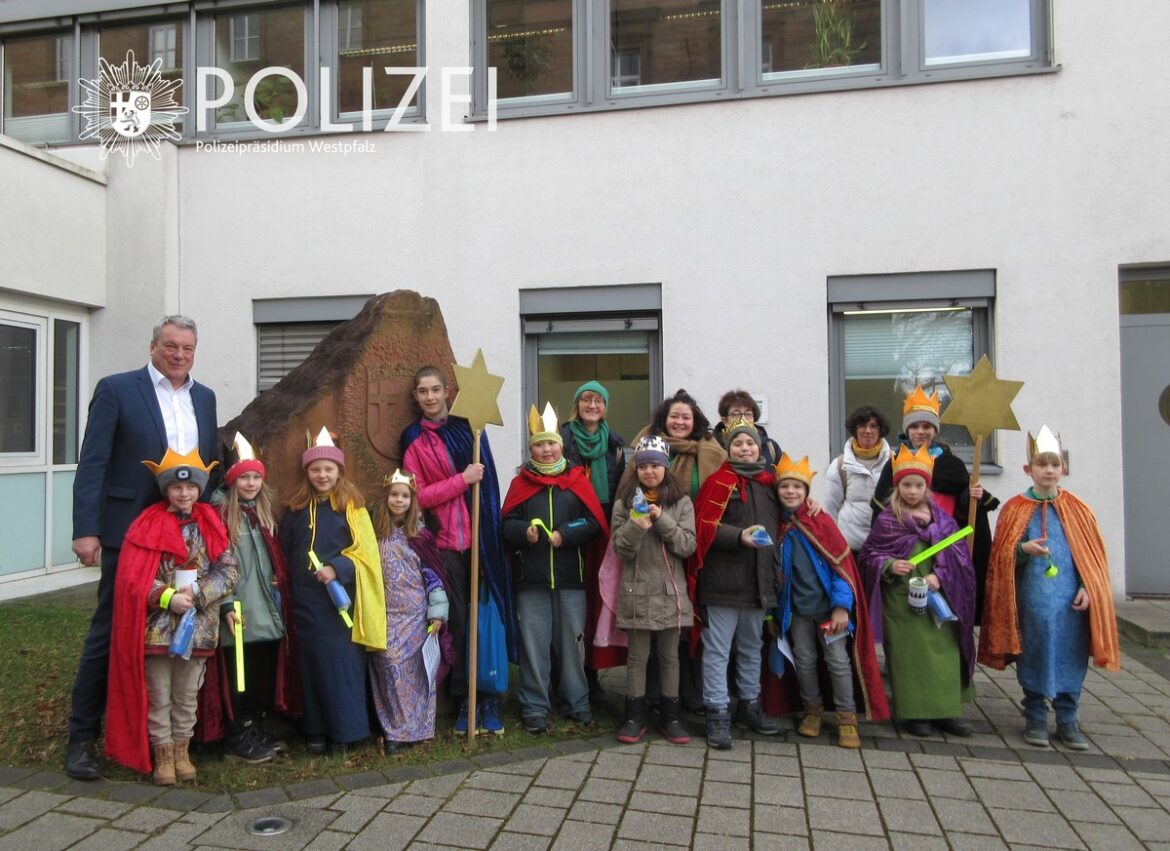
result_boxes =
[978,490,1120,672]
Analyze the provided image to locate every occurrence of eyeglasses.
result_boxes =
[578,395,606,407]
[726,410,754,420]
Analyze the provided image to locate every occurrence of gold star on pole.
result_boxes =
[940,354,1024,440]
[449,349,505,431]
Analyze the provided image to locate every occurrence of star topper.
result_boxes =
[449,349,505,432]
[940,355,1024,439]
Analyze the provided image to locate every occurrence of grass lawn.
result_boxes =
[0,589,620,794]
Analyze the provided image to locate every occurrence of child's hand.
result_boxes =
[924,573,941,591]
[1021,537,1049,557]
[1072,588,1090,611]
[631,514,653,530]
[462,463,485,485]
[647,504,662,521]
[970,482,985,501]
[889,559,914,576]
[428,618,444,633]
[550,531,564,548]
[315,563,338,584]
[741,526,766,548]
[805,497,824,517]
[225,609,242,631]
[765,618,780,637]
[826,607,850,635]
[169,588,195,614]
[526,525,540,544]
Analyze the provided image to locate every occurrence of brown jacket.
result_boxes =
[612,497,697,631]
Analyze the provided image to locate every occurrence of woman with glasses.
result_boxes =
[712,390,782,466]
[819,405,893,559]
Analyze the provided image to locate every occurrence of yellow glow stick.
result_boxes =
[233,601,245,692]
[908,526,974,566]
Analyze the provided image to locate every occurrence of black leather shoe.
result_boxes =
[306,736,327,756]
[934,717,973,737]
[65,740,100,780]
[903,720,933,737]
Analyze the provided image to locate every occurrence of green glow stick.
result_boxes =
[233,601,245,693]
[530,518,554,539]
[908,526,974,566]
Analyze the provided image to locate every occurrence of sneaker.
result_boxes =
[479,697,505,735]
[1057,722,1090,751]
[523,715,549,734]
[706,707,733,750]
[227,722,276,764]
[569,711,594,728]
[65,740,100,781]
[306,735,327,756]
[733,698,780,735]
[454,699,470,734]
[1023,719,1050,748]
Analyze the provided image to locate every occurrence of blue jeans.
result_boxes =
[1023,688,1080,725]
[516,588,588,719]
[701,605,764,710]
[789,613,856,713]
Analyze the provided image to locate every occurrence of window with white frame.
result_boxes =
[149,24,178,68]
[229,13,261,63]
[338,3,363,50]
[472,0,1052,118]
[827,270,994,463]
[334,0,421,117]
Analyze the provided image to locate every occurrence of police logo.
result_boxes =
[110,89,152,139]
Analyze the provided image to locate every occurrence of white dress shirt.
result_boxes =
[146,362,198,453]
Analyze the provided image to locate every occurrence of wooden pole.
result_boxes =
[967,433,983,555]
[466,428,483,742]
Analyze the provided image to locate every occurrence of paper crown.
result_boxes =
[892,443,935,484]
[1027,425,1065,464]
[302,426,345,469]
[723,416,760,448]
[527,402,562,445]
[633,434,670,466]
[774,453,815,487]
[902,385,941,430]
[142,447,218,494]
[382,468,417,491]
[224,432,265,486]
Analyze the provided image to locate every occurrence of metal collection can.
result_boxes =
[908,576,929,615]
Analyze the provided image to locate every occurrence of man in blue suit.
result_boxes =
[65,315,219,780]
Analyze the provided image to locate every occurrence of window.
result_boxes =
[338,4,363,50]
[254,296,372,392]
[334,0,421,118]
[472,0,1052,119]
[0,319,37,455]
[520,285,663,446]
[149,24,178,69]
[100,21,185,108]
[827,270,994,462]
[1,32,72,144]
[229,14,261,63]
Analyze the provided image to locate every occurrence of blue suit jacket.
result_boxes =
[72,366,219,549]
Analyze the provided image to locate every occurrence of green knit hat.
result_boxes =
[573,380,609,408]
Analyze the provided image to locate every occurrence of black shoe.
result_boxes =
[706,707,733,750]
[523,715,549,734]
[616,696,647,744]
[227,721,276,764]
[306,735,327,756]
[586,667,607,706]
[733,699,780,736]
[934,717,973,737]
[257,713,289,754]
[383,738,416,755]
[570,711,594,728]
[903,720,933,737]
[658,697,690,744]
[65,740,100,780]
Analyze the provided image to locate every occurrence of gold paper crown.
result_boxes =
[306,426,336,449]
[1027,425,1064,464]
[892,444,935,481]
[903,385,941,419]
[231,432,259,462]
[774,453,815,487]
[382,468,417,490]
[142,447,219,477]
[527,402,562,445]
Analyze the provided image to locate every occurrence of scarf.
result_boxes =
[569,419,610,503]
[529,456,568,477]
[729,458,767,478]
[851,439,883,460]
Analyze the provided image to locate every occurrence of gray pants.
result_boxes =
[625,627,679,699]
[701,605,764,710]
[789,613,856,713]
[145,655,207,744]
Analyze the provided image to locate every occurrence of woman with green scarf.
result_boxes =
[559,380,628,696]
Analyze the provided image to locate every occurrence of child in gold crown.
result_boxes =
[861,443,977,738]
[979,428,1119,751]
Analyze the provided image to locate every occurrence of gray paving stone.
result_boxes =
[534,760,590,790]
[0,812,101,851]
[1047,788,1122,824]
[616,809,693,846]
[692,833,749,851]
[752,740,798,756]
[704,742,751,762]
[71,827,145,851]
[959,758,1031,780]
[178,810,228,829]
[195,795,235,813]
[808,830,890,849]
[150,789,213,811]
[522,787,575,809]
[490,832,552,851]
[1065,752,1121,771]
[446,788,522,818]
[860,749,912,770]
[695,803,750,837]
[472,751,520,768]
[414,812,503,850]
[548,818,615,851]
[348,781,406,799]
[945,832,1009,850]
[11,771,70,790]
[513,747,556,764]
[1112,805,1170,842]
[566,799,623,825]
[867,768,925,800]
[408,771,469,798]
[703,757,753,784]
[504,803,566,836]
[345,812,425,851]
[625,790,696,816]
[969,776,1055,812]
[326,795,385,833]
[589,752,643,781]
[699,779,750,808]
[874,737,922,753]
[59,778,122,798]
[0,790,71,831]
[385,793,444,817]
[53,797,132,819]
[806,797,884,836]
[917,767,978,800]
[919,740,970,757]
[631,763,699,795]
[802,767,874,801]
[302,829,354,851]
[184,804,337,851]
[384,764,435,783]
[753,775,804,807]
[1070,821,1145,850]
[335,771,388,791]
[286,779,342,801]
[754,754,799,776]
[877,797,943,835]
[988,807,1086,848]
[551,740,597,757]
[575,776,629,804]
[1025,763,1091,792]
[466,771,533,793]
[888,832,948,850]
[799,745,864,772]
[0,768,31,785]
[432,757,479,775]
[642,743,704,768]
[923,797,998,835]
[907,753,959,771]
[751,831,809,850]
[110,805,181,833]
[233,787,290,809]
[1095,781,1158,808]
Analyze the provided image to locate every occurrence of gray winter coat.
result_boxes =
[612,496,697,631]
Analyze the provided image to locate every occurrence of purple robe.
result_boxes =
[860,500,977,684]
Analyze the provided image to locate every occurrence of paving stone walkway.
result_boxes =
[3,647,1170,849]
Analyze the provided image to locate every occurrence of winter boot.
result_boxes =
[152,742,176,786]
[733,698,780,735]
[836,711,862,749]
[705,706,733,750]
[797,704,824,738]
[658,697,690,744]
[172,738,197,783]
[616,696,647,744]
[227,719,276,764]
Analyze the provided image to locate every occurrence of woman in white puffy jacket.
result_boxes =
[817,405,892,554]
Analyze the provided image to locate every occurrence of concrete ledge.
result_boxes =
[1115,599,1170,648]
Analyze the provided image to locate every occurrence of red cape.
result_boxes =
[106,502,229,774]
[760,505,890,721]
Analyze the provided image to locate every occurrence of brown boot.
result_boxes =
[837,711,861,749]
[152,742,176,786]
[797,704,823,738]
[172,738,197,782]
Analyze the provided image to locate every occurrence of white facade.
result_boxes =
[2,0,1168,597]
